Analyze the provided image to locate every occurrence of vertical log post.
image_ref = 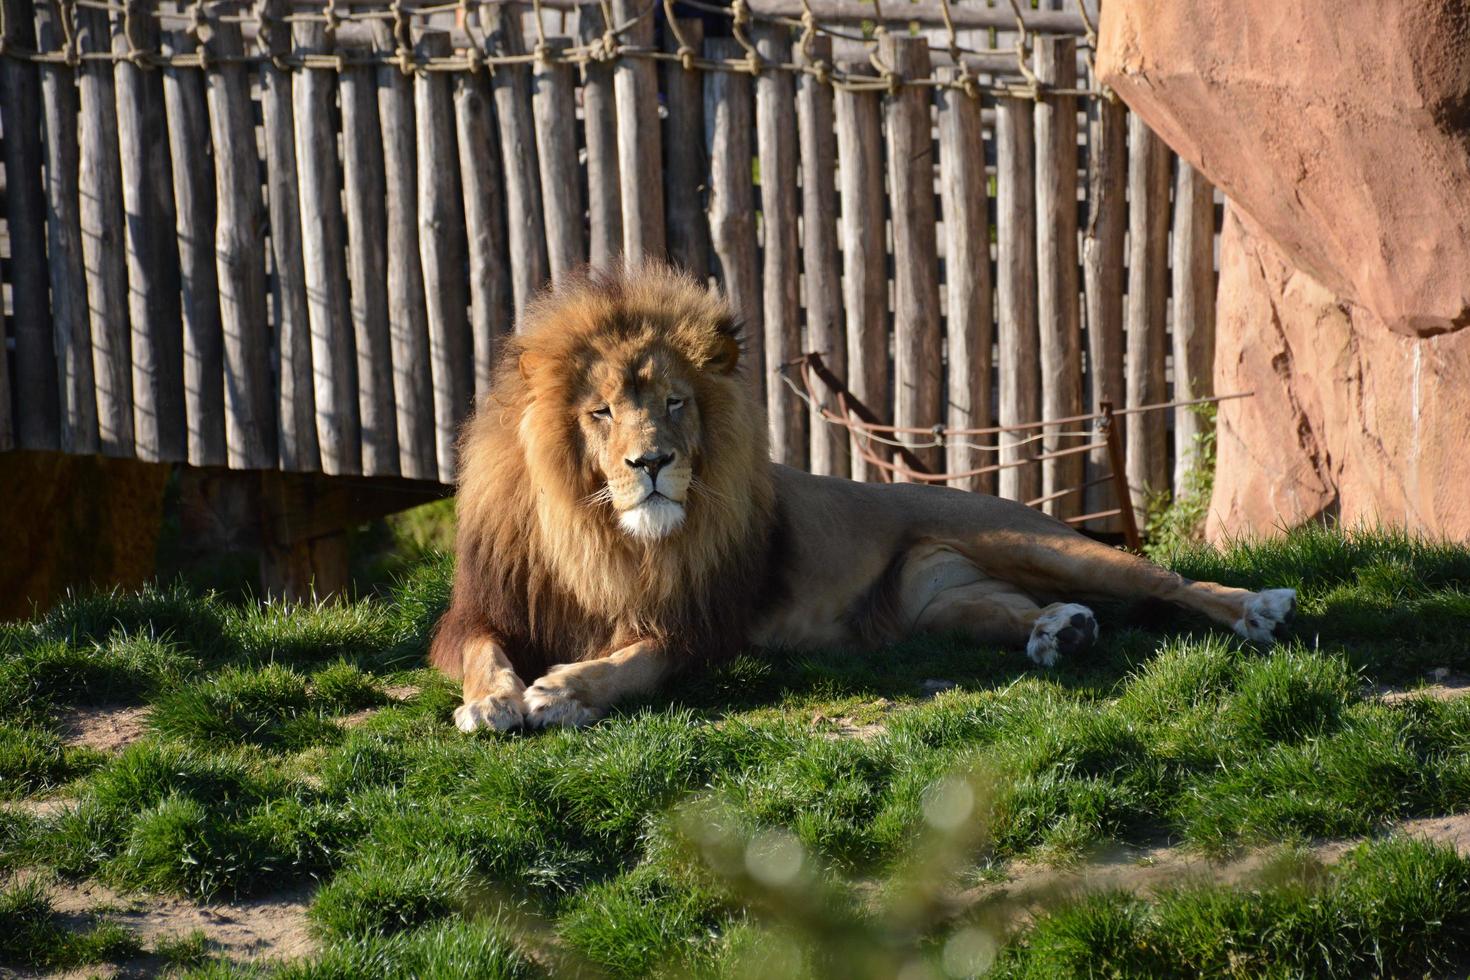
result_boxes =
[479,1,548,317]
[454,71,513,396]
[833,60,887,481]
[36,1,98,454]
[996,95,1039,502]
[77,4,134,456]
[341,42,401,475]
[937,71,993,493]
[205,12,276,468]
[371,20,437,480]
[1082,97,1126,529]
[797,35,846,477]
[1124,115,1171,529]
[531,36,586,283]
[662,19,710,279]
[612,0,665,263]
[577,4,622,272]
[294,21,361,476]
[754,24,805,467]
[883,35,942,475]
[112,0,183,462]
[1,0,60,450]
[260,1,319,473]
[1034,37,1081,517]
[704,39,763,407]
[416,31,473,484]
[1172,161,1216,493]
[161,26,225,466]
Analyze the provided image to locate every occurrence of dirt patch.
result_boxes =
[339,683,422,729]
[1,797,74,820]
[8,873,314,976]
[52,706,150,753]
[952,811,1470,928]
[1376,671,1470,705]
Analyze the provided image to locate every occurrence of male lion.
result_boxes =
[431,266,1296,731]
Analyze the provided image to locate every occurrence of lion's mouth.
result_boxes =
[619,494,686,540]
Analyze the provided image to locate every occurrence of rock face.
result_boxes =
[1097,1,1470,337]
[1208,210,1470,540]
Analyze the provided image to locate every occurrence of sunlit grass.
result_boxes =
[2,526,1469,975]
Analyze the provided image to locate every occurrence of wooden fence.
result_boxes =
[0,0,1218,531]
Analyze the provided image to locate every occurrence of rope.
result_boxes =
[1004,0,1040,97]
[0,0,1109,99]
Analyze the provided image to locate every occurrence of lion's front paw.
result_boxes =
[454,693,526,733]
[523,680,603,729]
[1027,603,1097,667]
[1234,588,1297,643]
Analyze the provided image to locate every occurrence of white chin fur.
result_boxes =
[618,496,686,540]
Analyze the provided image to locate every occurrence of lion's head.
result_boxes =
[443,265,779,676]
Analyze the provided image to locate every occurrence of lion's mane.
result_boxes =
[429,266,784,681]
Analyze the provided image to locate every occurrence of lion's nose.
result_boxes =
[625,452,675,481]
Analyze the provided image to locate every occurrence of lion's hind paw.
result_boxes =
[454,693,526,733]
[1234,588,1297,643]
[524,681,603,729]
[1027,603,1097,667]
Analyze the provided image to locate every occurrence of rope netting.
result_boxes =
[0,0,1105,100]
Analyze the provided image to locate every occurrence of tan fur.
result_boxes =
[433,265,1296,730]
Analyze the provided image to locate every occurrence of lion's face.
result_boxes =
[577,343,702,540]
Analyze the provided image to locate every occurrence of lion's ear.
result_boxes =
[519,350,548,382]
[706,328,741,376]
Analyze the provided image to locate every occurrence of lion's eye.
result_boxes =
[667,396,685,413]
[591,406,612,421]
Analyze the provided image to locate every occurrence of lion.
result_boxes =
[430,265,1296,731]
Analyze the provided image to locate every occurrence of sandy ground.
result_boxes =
[53,706,150,754]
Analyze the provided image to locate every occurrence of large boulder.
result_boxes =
[1097,1,1470,337]
[1208,209,1470,540]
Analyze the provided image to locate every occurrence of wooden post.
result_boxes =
[797,35,847,478]
[371,21,437,481]
[531,36,586,283]
[479,1,548,316]
[663,20,710,279]
[1172,161,1216,493]
[995,95,1039,503]
[36,2,98,454]
[754,25,806,468]
[1082,97,1126,529]
[416,31,473,484]
[1124,115,1171,528]
[937,71,993,493]
[833,60,887,482]
[205,13,276,469]
[612,0,665,263]
[577,4,621,272]
[0,0,61,450]
[454,72,513,397]
[161,27,225,467]
[259,3,319,473]
[341,45,401,476]
[883,34,942,475]
[704,39,763,407]
[1034,37,1081,518]
[77,5,134,457]
[112,0,183,462]
[294,21,362,476]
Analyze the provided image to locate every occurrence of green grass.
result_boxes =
[3,526,1470,976]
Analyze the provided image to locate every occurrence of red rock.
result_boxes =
[1097,0,1470,337]
[1207,209,1470,541]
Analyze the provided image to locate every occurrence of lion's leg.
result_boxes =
[452,634,529,733]
[914,580,1097,667]
[959,531,1295,643]
[523,639,670,729]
